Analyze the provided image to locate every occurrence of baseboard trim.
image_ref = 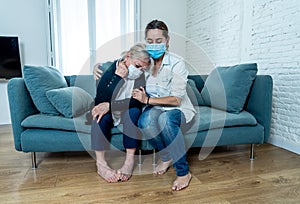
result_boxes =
[268,136,300,155]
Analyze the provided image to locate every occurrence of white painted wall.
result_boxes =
[186,0,300,154]
[0,0,49,124]
[0,82,10,124]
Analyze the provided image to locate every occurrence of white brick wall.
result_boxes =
[186,0,300,154]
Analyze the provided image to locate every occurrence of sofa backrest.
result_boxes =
[64,75,96,97]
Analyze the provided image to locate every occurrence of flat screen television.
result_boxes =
[0,36,22,79]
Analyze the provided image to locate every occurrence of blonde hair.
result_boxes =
[120,43,153,69]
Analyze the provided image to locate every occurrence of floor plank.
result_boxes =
[0,125,299,203]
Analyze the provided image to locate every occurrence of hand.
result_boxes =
[93,63,103,80]
[92,102,109,123]
[132,87,148,104]
[115,61,128,78]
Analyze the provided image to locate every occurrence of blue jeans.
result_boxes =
[91,107,141,150]
[138,106,191,176]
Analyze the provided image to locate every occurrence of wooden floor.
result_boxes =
[0,125,299,204]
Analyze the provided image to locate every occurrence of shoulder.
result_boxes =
[106,60,117,73]
[164,52,184,66]
[99,61,115,72]
[101,61,117,77]
[162,52,186,74]
[97,61,120,85]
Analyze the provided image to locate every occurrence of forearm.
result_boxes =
[147,96,181,107]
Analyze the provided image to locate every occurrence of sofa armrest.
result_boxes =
[7,78,39,151]
[245,75,273,142]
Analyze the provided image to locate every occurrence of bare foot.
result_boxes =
[172,172,192,191]
[96,163,119,183]
[117,158,135,182]
[154,159,172,175]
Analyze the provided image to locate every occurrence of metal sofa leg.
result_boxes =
[250,144,255,160]
[31,152,37,169]
[152,149,156,166]
[138,149,142,165]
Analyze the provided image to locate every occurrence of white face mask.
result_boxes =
[127,64,143,80]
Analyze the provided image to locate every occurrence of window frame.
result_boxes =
[47,0,141,74]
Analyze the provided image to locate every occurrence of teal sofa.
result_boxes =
[7,71,273,169]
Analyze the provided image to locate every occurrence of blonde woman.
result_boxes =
[91,43,152,183]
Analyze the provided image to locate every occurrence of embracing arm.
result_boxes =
[93,61,114,80]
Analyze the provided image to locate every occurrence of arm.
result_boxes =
[152,60,189,106]
[93,61,114,80]
[147,96,181,106]
[92,102,110,123]
[93,63,103,80]
[132,87,181,106]
[93,61,129,120]
[94,61,124,105]
[111,73,145,111]
[93,66,123,123]
[133,60,187,107]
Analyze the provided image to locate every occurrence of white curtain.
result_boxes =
[50,0,137,75]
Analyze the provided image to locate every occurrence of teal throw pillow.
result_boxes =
[201,63,258,113]
[23,65,68,115]
[46,87,94,118]
[187,79,205,106]
[69,75,96,97]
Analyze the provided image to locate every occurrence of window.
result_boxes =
[49,0,139,75]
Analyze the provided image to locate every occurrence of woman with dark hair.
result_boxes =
[132,20,196,191]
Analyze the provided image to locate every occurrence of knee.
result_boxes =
[128,107,141,119]
[138,113,149,129]
[98,113,112,125]
[123,108,141,125]
[138,108,161,130]
[158,111,180,129]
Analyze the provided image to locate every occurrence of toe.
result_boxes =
[154,160,172,175]
[172,183,178,191]
[171,173,192,191]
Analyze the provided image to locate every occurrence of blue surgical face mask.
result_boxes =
[146,43,166,59]
[127,64,143,80]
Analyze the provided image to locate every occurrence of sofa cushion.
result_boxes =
[46,87,93,118]
[185,106,257,134]
[21,114,90,133]
[23,65,68,115]
[21,113,121,135]
[201,63,257,113]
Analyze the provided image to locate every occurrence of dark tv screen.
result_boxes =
[0,36,22,79]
